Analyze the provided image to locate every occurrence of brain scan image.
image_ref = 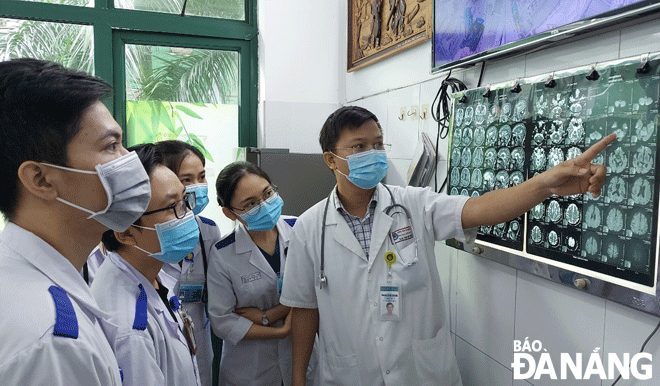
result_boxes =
[464,106,474,126]
[566,203,580,225]
[471,169,483,189]
[632,146,654,174]
[635,119,655,141]
[507,221,520,240]
[481,225,493,234]
[566,147,582,161]
[610,120,629,140]
[631,178,652,206]
[532,121,546,146]
[451,167,460,186]
[461,188,470,196]
[566,236,578,251]
[462,127,473,147]
[484,148,497,169]
[471,191,480,197]
[454,108,464,127]
[605,207,624,232]
[513,100,527,121]
[548,230,559,247]
[606,176,627,203]
[547,148,565,169]
[535,94,548,116]
[605,240,622,262]
[497,148,511,170]
[512,124,526,146]
[451,147,462,167]
[510,148,525,170]
[461,147,472,167]
[475,104,487,125]
[569,89,584,116]
[488,104,498,124]
[638,95,654,107]
[492,222,505,238]
[499,125,512,147]
[550,94,565,119]
[461,168,471,187]
[500,103,512,122]
[547,200,562,223]
[453,128,462,145]
[608,147,628,173]
[531,202,544,220]
[608,99,628,114]
[585,204,602,229]
[495,171,510,189]
[510,171,524,186]
[630,211,650,237]
[483,170,496,191]
[549,120,566,144]
[485,126,498,146]
[531,225,543,244]
[584,236,599,255]
[472,147,484,168]
[450,187,459,196]
[473,127,486,146]
[531,148,546,171]
[592,152,605,167]
[567,118,585,144]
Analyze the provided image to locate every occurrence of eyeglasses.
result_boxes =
[142,191,196,219]
[230,185,278,216]
[332,142,392,155]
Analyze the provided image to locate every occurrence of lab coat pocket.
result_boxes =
[411,328,461,386]
[323,351,362,386]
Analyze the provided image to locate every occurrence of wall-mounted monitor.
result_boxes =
[432,0,660,73]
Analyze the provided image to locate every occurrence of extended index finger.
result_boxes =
[576,133,617,163]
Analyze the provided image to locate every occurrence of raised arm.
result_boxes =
[461,133,616,229]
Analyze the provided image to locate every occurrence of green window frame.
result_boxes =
[0,0,258,147]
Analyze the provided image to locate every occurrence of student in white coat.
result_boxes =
[280,106,617,386]
[155,140,222,386]
[207,161,295,386]
[92,143,201,386]
[0,59,151,385]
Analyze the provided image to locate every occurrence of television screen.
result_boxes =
[433,0,653,71]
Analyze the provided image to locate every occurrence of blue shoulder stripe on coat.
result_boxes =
[215,232,236,250]
[132,283,148,330]
[199,216,216,226]
[48,286,78,339]
[284,218,297,227]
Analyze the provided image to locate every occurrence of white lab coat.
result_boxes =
[0,223,122,386]
[159,215,221,386]
[92,251,201,386]
[280,184,476,386]
[207,216,297,386]
[82,244,106,286]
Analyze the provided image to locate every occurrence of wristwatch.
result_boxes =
[262,311,269,326]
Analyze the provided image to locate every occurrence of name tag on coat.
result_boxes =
[241,272,262,284]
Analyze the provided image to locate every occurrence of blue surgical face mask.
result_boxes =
[133,211,200,264]
[238,194,284,232]
[186,183,209,215]
[334,149,389,189]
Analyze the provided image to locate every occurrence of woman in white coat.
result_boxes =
[207,161,294,386]
[156,140,222,386]
[91,143,201,386]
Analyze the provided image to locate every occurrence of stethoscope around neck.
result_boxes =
[319,183,417,289]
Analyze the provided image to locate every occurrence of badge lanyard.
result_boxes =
[379,251,402,321]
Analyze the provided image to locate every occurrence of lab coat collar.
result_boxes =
[328,189,370,261]
[1,222,112,322]
[234,219,291,280]
[369,184,394,267]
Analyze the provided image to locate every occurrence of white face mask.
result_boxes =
[42,151,151,232]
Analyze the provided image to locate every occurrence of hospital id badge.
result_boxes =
[178,273,205,303]
[379,283,402,322]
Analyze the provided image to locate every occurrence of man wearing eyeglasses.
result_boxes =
[280,106,615,385]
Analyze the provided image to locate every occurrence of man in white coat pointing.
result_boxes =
[280,106,615,386]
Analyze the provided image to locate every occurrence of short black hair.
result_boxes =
[101,143,163,251]
[319,106,381,152]
[0,58,112,220]
[216,161,271,208]
[155,140,205,176]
